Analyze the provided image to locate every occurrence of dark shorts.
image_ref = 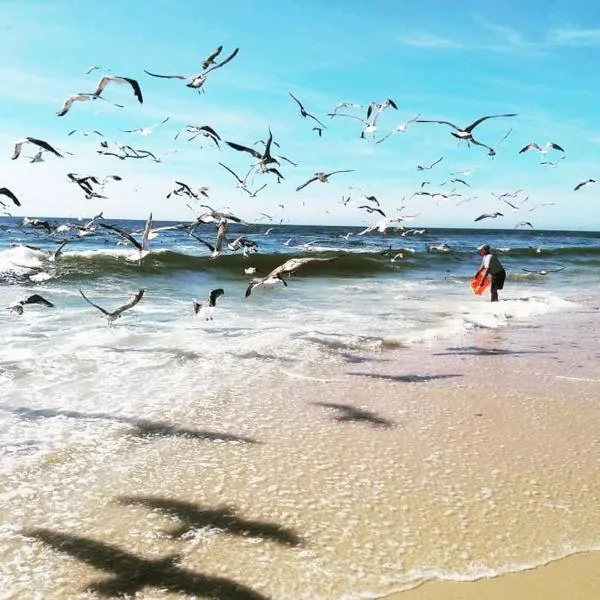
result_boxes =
[491,269,506,291]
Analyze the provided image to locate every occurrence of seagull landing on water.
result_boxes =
[6,294,54,315]
[79,289,145,323]
[193,288,224,319]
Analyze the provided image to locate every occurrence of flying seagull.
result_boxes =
[225,128,279,169]
[175,124,221,147]
[366,98,398,120]
[121,117,169,135]
[57,93,123,117]
[23,239,70,262]
[12,138,63,160]
[376,113,421,144]
[79,289,145,322]
[296,170,354,191]
[518,141,564,155]
[514,221,534,228]
[540,156,565,168]
[288,93,327,128]
[474,212,504,222]
[417,157,444,171]
[245,256,341,297]
[201,45,223,70]
[193,288,224,316]
[521,266,566,275]
[416,114,517,151]
[574,179,595,191]
[144,47,239,90]
[6,294,54,315]
[93,75,143,104]
[0,187,20,207]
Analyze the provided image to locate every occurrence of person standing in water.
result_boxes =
[475,244,506,302]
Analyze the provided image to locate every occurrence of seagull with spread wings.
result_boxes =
[416,113,517,152]
[122,117,169,135]
[193,288,224,317]
[288,93,327,128]
[57,93,124,117]
[12,137,63,160]
[245,256,340,297]
[144,47,239,90]
[519,141,564,155]
[474,212,504,222]
[296,170,354,191]
[574,178,596,191]
[6,294,54,315]
[79,289,145,323]
[93,75,143,104]
[0,187,21,207]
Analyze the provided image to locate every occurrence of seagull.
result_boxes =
[296,170,354,191]
[225,128,279,169]
[312,127,323,137]
[358,217,404,235]
[358,205,386,217]
[0,187,21,207]
[167,181,209,200]
[85,65,109,75]
[227,236,258,256]
[486,127,513,158]
[366,98,398,120]
[540,156,565,168]
[175,124,221,147]
[144,47,239,90]
[574,179,595,191]
[518,141,564,155]
[93,75,143,104]
[79,289,145,323]
[201,45,224,70]
[57,92,123,116]
[245,256,340,297]
[329,102,362,117]
[67,129,105,138]
[6,294,54,315]
[288,93,327,128]
[193,288,224,317]
[376,113,421,144]
[474,212,504,222]
[515,221,534,228]
[122,117,169,135]
[417,157,444,171]
[23,239,70,262]
[99,214,152,257]
[521,266,566,275]
[12,138,63,160]
[416,114,517,151]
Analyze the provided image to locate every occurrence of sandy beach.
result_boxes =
[3,302,600,599]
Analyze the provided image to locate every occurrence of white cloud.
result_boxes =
[397,32,462,49]
[549,27,600,45]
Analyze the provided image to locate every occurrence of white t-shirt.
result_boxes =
[481,253,504,275]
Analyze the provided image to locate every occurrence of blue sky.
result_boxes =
[1,0,599,230]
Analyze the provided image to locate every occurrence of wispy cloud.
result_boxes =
[397,32,462,49]
[548,26,600,46]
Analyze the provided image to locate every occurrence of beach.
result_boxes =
[3,289,600,599]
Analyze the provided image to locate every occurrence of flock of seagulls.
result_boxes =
[2,42,595,321]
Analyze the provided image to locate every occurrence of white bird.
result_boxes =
[79,289,145,323]
[376,113,421,144]
[57,93,124,117]
[122,117,170,136]
[358,217,404,236]
[518,141,564,155]
[540,156,565,168]
[193,288,224,317]
[12,137,63,160]
[245,256,340,297]
[296,170,354,191]
[474,212,504,222]
[93,75,143,104]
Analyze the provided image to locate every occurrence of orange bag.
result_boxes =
[470,272,490,295]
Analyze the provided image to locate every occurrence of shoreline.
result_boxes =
[3,299,600,598]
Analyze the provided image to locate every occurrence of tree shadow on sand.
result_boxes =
[347,372,462,383]
[21,529,269,599]
[117,496,303,546]
[8,407,259,444]
[313,401,394,428]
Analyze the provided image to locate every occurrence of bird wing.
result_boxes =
[203,47,240,75]
[188,233,216,254]
[123,77,143,103]
[198,125,221,139]
[549,142,565,152]
[11,141,24,160]
[224,141,262,159]
[27,137,63,157]
[98,223,142,250]
[208,288,224,306]
[306,112,327,128]
[143,70,188,80]
[474,214,491,221]
[325,169,355,177]
[141,213,153,251]
[52,239,70,260]
[22,294,54,307]
[110,289,145,318]
[288,92,305,112]
[214,221,228,252]
[0,187,20,206]
[415,119,460,131]
[295,176,319,191]
[464,113,517,132]
[218,162,245,184]
[202,45,223,70]
[519,142,540,154]
[79,289,111,316]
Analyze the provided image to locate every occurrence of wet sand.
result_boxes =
[3,302,600,599]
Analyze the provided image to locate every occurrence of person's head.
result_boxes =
[478,244,490,256]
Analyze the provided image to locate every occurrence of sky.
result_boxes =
[1,0,599,230]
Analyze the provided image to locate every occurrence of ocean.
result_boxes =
[1,216,599,599]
